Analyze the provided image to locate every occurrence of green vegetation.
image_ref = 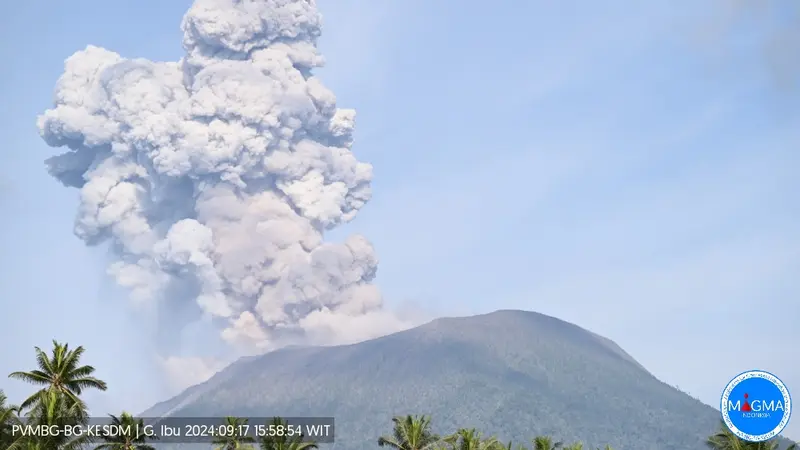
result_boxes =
[94,412,157,450]
[210,416,255,450]
[0,340,797,449]
[142,310,796,449]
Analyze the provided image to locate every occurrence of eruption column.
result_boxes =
[37,0,403,383]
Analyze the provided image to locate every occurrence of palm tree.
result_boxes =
[0,390,21,449]
[213,416,256,450]
[8,389,91,450]
[706,422,781,450]
[8,340,107,412]
[258,417,318,450]
[442,428,500,450]
[378,415,443,450]
[11,441,44,450]
[562,443,584,450]
[94,412,158,450]
[533,436,563,450]
[499,442,526,450]
[706,425,748,450]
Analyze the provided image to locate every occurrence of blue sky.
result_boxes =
[1,0,798,440]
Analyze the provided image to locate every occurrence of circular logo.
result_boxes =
[720,370,792,442]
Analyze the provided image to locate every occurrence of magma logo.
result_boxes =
[720,370,792,442]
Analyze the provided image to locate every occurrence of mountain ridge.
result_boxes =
[144,310,649,417]
[140,309,785,449]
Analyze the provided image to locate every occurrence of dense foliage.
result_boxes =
[1,341,797,450]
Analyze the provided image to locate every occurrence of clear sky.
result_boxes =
[1,0,798,441]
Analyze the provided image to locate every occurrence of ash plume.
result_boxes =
[37,0,409,388]
[701,0,800,93]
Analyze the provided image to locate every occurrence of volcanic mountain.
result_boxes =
[142,310,742,449]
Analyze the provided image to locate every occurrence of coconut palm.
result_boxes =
[258,417,318,450]
[12,441,44,450]
[499,441,527,450]
[706,421,781,450]
[0,390,21,449]
[213,416,256,450]
[533,436,563,450]
[442,428,501,450]
[378,415,443,450]
[94,411,158,450]
[8,389,91,450]
[8,340,107,412]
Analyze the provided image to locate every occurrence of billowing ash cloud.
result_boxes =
[38,0,408,386]
[704,0,800,92]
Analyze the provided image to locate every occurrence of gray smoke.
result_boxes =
[38,0,409,388]
[702,0,800,92]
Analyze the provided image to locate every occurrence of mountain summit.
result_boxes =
[143,310,721,449]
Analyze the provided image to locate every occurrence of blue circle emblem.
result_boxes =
[720,370,792,442]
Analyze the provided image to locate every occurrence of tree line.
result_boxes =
[0,341,796,450]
